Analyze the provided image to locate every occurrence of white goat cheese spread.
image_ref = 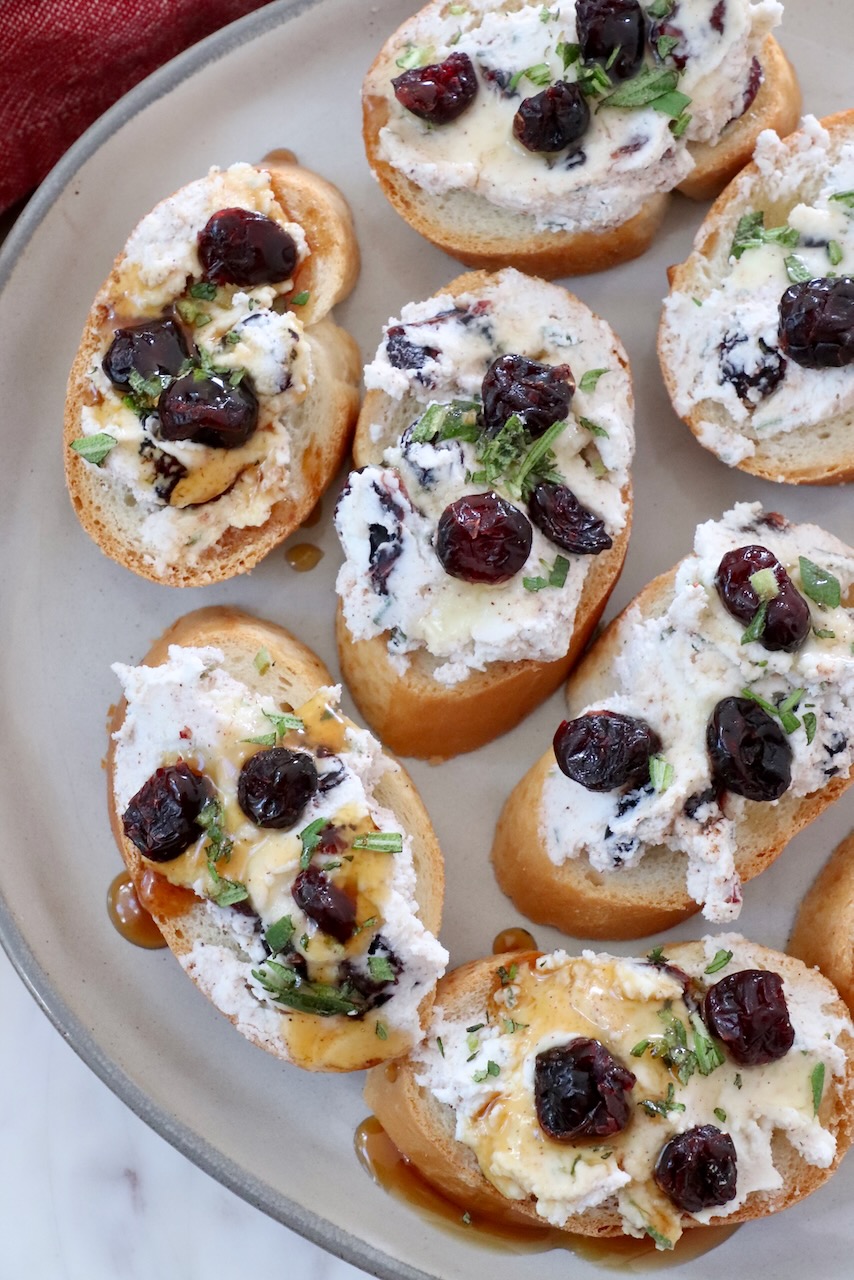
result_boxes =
[661,116,854,465]
[75,163,315,574]
[541,504,854,920]
[336,270,633,685]
[414,940,850,1246]
[372,0,781,232]
[111,645,448,1061]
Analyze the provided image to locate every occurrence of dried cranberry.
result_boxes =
[481,354,575,438]
[554,712,662,792]
[779,277,854,368]
[706,697,792,802]
[103,319,191,388]
[704,969,794,1066]
[392,52,478,124]
[576,0,646,81]
[237,748,318,828]
[650,19,687,70]
[122,762,214,862]
[157,372,258,449]
[292,865,356,944]
[718,332,787,407]
[715,545,810,652]
[435,492,532,583]
[513,81,590,153]
[710,0,726,33]
[367,479,409,594]
[740,56,763,115]
[534,1039,636,1140]
[385,326,438,371]
[528,482,612,555]
[654,1126,737,1213]
[340,935,403,1008]
[198,208,298,286]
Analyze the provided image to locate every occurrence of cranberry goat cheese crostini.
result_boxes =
[365,940,854,1248]
[492,504,854,938]
[108,609,447,1072]
[362,0,800,276]
[334,268,634,759]
[66,158,360,585]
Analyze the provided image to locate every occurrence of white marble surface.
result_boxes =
[0,944,369,1279]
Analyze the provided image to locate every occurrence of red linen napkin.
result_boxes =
[0,0,273,214]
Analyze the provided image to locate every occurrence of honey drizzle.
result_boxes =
[493,926,537,954]
[286,542,323,572]
[354,1117,738,1269]
[107,871,166,949]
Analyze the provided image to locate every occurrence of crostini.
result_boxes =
[789,829,854,1013]
[334,267,634,759]
[492,503,854,937]
[362,0,800,277]
[66,157,360,585]
[365,939,854,1248]
[659,111,854,482]
[108,608,447,1072]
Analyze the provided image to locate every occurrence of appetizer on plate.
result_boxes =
[335,267,634,758]
[362,0,799,277]
[109,608,447,1071]
[492,504,854,937]
[789,829,854,1013]
[366,939,854,1248]
[66,157,360,585]
[659,111,854,482]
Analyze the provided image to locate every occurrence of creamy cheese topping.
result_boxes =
[335,270,633,684]
[111,645,448,1066]
[75,163,316,573]
[661,117,854,464]
[541,503,854,920]
[415,940,850,1246]
[373,0,781,232]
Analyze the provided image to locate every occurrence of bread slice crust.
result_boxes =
[65,159,361,586]
[363,3,798,277]
[336,268,633,760]
[492,561,854,940]
[107,607,445,1071]
[365,944,854,1238]
[659,109,854,485]
[789,829,854,1014]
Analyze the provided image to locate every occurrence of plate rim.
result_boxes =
[0,4,435,1276]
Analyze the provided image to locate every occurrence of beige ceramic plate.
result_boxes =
[0,1,852,1275]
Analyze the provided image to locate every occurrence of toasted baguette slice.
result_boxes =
[365,941,854,1246]
[335,268,634,760]
[108,607,447,1072]
[659,111,854,484]
[363,0,796,278]
[492,504,854,939]
[789,830,854,1013]
[66,158,361,586]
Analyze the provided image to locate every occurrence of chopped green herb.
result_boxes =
[584,443,608,479]
[291,290,310,306]
[411,399,480,444]
[799,556,841,609]
[579,415,609,439]
[198,798,234,864]
[579,367,609,393]
[669,110,692,138]
[690,1012,725,1076]
[299,817,326,869]
[461,1211,472,1225]
[649,755,674,793]
[813,626,836,640]
[262,709,305,738]
[784,254,812,284]
[740,601,767,644]
[734,1073,743,1089]
[730,210,799,260]
[437,1036,445,1057]
[540,4,558,20]
[803,711,817,744]
[265,915,295,954]
[252,962,364,1015]
[369,955,397,983]
[651,88,691,119]
[70,433,117,465]
[473,1060,501,1083]
[448,2,468,12]
[576,61,612,96]
[253,647,271,674]
[395,42,432,69]
[509,63,552,91]
[189,280,218,301]
[829,190,854,208]
[570,1154,583,1176]
[503,1018,528,1033]
[555,40,581,69]
[643,1223,674,1251]
[228,369,246,387]
[704,948,733,975]
[466,1023,485,1033]
[713,1107,727,1124]
[128,368,167,402]
[242,732,277,747]
[656,33,679,58]
[811,1062,825,1115]
[828,240,844,267]
[375,1021,388,1040]
[749,567,779,601]
[631,1039,650,1057]
[497,963,518,986]
[224,329,241,345]
[638,1081,686,1118]
[352,831,404,853]
[740,685,803,734]
[599,66,680,111]
[524,554,571,593]
[646,0,674,16]
[647,946,667,963]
